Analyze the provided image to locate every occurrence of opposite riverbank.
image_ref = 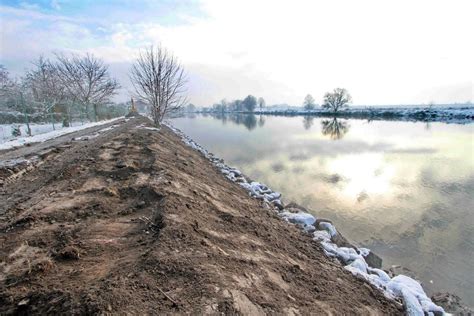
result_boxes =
[195,106,474,124]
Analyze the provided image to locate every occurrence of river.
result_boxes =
[170,113,474,306]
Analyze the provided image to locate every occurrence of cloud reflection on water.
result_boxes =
[171,114,474,305]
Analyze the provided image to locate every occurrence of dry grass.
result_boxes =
[1,243,54,282]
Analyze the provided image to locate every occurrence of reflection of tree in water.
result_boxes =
[185,112,197,119]
[242,114,257,130]
[210,113,258,130]
[321,117,350,140]
[302,116,314,130]
[258,115,265,127]
[214,111,228,124]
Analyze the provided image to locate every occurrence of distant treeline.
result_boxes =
[195,106,474,123]
[183,95,266,114]
[183,89,472,123]
[189,89,354,114]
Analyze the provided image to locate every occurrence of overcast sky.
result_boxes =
[1,0,473,106]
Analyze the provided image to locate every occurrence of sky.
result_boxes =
[0,0,473,106]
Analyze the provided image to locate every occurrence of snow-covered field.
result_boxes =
[0,118,123,151]
[167,122,446,316]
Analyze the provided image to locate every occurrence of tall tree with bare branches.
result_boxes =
[1,65,33,135]
[303,94,316,110]
[0,65,15,110]
[55,53,119,121]
[24,56,68,128]
[258,97,265,110]
[322,88,352,113]
[129,45,187,124]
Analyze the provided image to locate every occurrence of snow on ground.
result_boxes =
[0,117,123,151]
[166,122,447,316]
[1,121,83,143]
[134,123,161,132]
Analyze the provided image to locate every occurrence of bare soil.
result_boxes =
[0,116,402,315]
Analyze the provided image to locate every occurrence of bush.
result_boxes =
[11,125,21,137]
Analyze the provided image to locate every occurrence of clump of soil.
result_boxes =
[55,246,81,260]
[0,116,402,314]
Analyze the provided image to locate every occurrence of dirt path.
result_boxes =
[0,116,402,314]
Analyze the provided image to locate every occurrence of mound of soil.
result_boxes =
[0,116,402,314]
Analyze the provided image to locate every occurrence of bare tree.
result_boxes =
[258,97,265,110]
[56,53,119,121]
[242,95,257,112]
[24,57,68,129]
[1,65,32,135]
[0,65,13,109]
[0,65,10,91]
[303,94,316,110]
[322,88,352,113]
[0,65,17,108]
[129,45,187,125]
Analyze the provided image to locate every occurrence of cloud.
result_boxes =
[1,0,473,105]
[19,2,40,10]
[50,0,60,10]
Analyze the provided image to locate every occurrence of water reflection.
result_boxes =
[321,117,350,140]
[303,116,314,130]
[184,112,197,119]
[170,114,474,305]
[200,113,351,139]
[207,113,261,130]
[242,114,257,130]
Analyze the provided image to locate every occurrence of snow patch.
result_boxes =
[134,123,161,131]
[0,117,123,151]
[279,211,316,226]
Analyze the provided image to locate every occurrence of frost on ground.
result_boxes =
[0,117,123,150]
[166,122,446,316]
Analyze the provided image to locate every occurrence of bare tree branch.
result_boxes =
[129,45,187,124]
[55,53,120,120]
[322,88,352,113]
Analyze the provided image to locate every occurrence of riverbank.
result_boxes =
[0,116,404,314]
[195,106,474,124]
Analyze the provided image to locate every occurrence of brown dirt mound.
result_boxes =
[0,116,402,314]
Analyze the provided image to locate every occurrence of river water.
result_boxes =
[171,113,474,306]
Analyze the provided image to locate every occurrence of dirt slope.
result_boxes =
[0,116,402,315]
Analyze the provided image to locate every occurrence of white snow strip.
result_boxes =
[143,126,160,131]
[0,156,39,168]
[97,125,118,133]
[0,117,123,151]
[134,124,160,131]
[318,221,338,237]
[74,133,100,141]
[279,211,316,226]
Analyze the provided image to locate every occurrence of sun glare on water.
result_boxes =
[328,153,396,199]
